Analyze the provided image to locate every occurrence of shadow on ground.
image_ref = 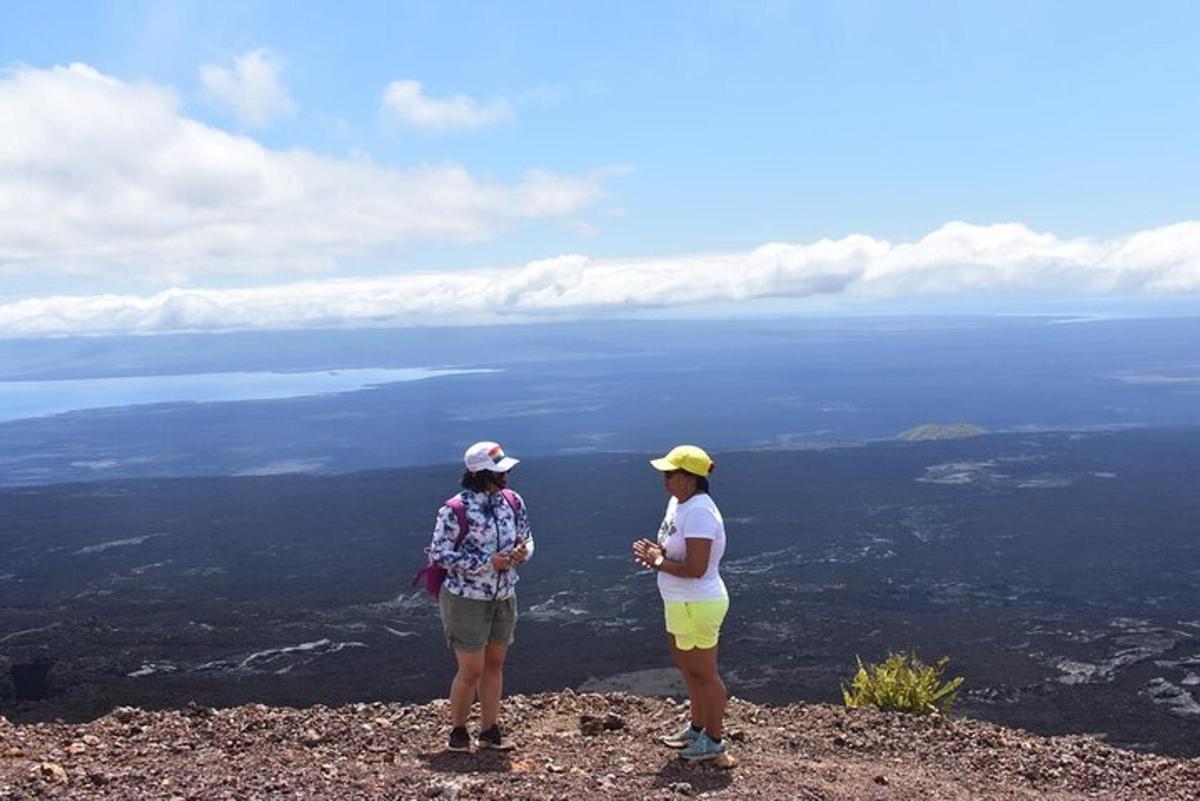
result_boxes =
[653,756,735,793]
[419,749,512,774]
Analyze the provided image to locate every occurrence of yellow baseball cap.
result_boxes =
[650,444,715,477]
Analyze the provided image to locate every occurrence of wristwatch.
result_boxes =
[653,554,665,570]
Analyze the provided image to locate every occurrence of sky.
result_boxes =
[1,0,1198,335]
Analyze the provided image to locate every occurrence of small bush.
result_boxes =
[841,651,964,715]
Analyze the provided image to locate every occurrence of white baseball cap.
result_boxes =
[463,441,520,474]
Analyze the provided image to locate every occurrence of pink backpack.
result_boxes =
[411,489,523,599]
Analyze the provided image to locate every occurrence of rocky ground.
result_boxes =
[1,691,1197,800]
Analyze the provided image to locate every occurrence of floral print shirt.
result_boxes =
[428,489,534,601]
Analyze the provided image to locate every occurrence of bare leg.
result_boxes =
[449,648,485,727]
[675,644,726,738]
[669,634,706,728]
[478,643,508,729]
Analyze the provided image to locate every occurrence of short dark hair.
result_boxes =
[461,470,501,492]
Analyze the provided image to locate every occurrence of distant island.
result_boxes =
[897,423,986,441]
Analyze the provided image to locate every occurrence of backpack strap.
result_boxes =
[444,496,470,548]
[445,491,519,549]
[499,488,522,517]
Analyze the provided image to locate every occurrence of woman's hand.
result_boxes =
[632,538,662,570]
[510,541,529,563]
[491,553,513,571]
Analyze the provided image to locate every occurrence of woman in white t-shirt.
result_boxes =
[633,444,730,763]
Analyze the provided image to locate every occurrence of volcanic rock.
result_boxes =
[0,691,1196,799]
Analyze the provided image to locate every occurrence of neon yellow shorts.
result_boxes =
[664,597,730,651]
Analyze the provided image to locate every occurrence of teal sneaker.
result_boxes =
[660,721,702,748]
[679,731,726,762]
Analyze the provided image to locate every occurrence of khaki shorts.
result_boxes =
[664,597,729,651]
[438,590,518,652]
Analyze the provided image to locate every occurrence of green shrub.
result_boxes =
[841,651,964,715]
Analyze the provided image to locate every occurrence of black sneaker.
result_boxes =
[477,724,514,751]
[447,726,471,753]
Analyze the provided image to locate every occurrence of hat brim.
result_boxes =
[649,457,677,472]
[490,456,519,473]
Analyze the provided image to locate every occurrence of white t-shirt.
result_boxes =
[655,493,728,603]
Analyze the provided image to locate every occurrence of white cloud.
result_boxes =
[200,48,295,128]
[381,79,512,131]
[0,64,613,281]
[2,221,1198,336]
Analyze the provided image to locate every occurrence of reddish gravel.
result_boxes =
[2,691,1198,800]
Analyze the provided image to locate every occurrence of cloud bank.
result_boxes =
[0,64,611,281]
[381,79,513,131]
[200,48,295,128]
[3,221,1198,336]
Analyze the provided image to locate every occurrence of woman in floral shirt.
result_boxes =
[428,441,533,753]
